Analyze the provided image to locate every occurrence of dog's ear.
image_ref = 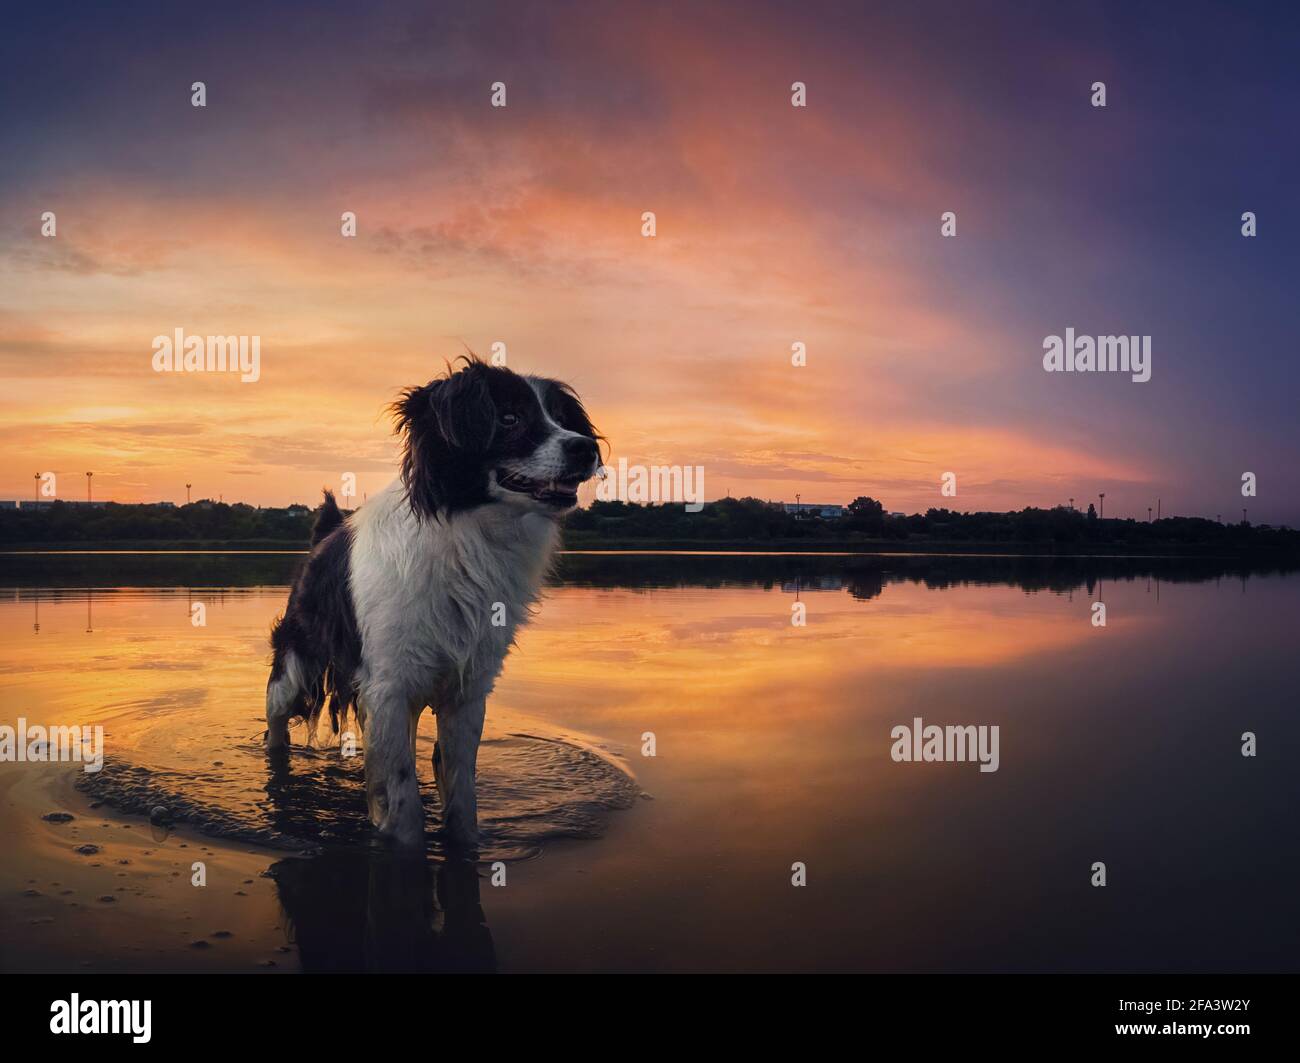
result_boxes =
[425,364,497,453]
[392,364,498,518]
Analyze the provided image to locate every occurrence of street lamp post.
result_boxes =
[85,472,93,504]
[1098,492,1105,519]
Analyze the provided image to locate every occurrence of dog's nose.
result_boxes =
[563,436,599,467]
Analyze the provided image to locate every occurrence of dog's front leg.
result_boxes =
[360,685,425,849]
[434,694,486,851]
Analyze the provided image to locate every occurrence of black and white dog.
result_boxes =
[266,358,601,849]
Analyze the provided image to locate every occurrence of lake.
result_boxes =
[1,551,1297,972]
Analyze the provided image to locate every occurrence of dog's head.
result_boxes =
[391,358,602,520]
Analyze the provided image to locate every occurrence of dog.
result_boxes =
[265,358,601,849]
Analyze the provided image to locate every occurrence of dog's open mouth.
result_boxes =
[497,471,585,506]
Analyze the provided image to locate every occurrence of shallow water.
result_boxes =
[4,586,639,862]
[2,552,1298,972]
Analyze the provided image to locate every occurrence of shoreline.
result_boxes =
[0,696,645,973]
[0,762,297,973]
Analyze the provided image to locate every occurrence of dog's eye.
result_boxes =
[500,412,519,428]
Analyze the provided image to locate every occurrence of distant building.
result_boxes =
[888,511,907,519]
[285,504,311,516]
[782,502,844,519]
[0,500,17,510]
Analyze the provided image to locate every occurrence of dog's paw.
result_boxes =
[370,790,425,848]
[439,814,480,853]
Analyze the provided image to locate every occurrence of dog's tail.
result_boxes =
[311,489,346,547]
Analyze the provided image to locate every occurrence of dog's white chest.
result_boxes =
[349,485,558,701]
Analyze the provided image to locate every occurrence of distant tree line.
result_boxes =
[3,495,1296,551]
[0,500,316,544]
[565,496,1298,549]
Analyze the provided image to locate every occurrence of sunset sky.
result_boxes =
[2,0,1297,522]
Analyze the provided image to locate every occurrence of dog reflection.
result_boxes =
[269,848,495,973]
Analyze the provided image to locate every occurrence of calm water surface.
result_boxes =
[1,552,1297,972]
